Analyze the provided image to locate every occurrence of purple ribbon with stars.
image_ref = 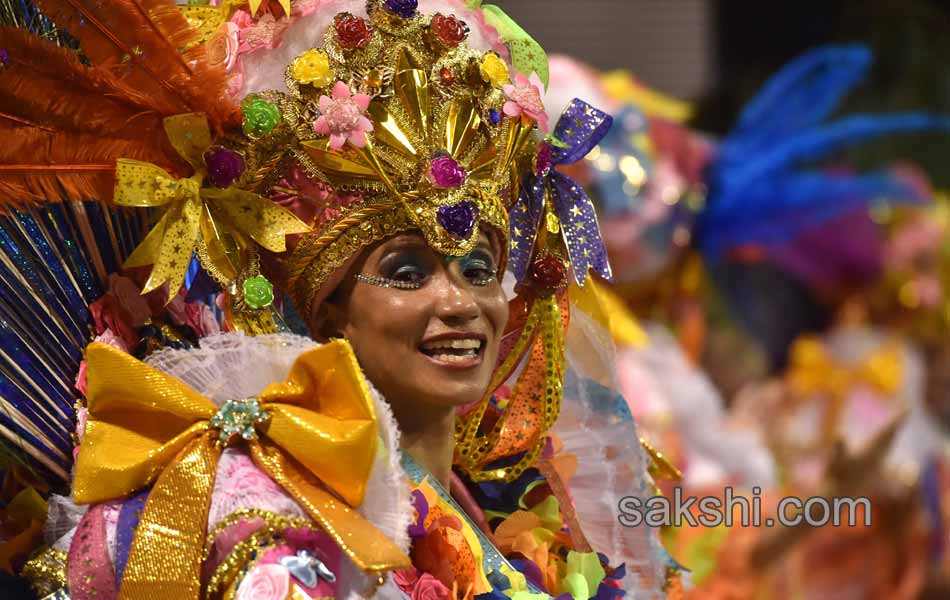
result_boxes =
[509,98,613,286]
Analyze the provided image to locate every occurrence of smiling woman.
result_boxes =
[335,234,505,393]
[0,0,672,598]
[320,231,509,487]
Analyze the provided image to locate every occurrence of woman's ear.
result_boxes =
[311,300,346,342]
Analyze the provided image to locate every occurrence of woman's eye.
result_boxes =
[464,265,493,279]
[461,256,496,285]
[391,265,428,283]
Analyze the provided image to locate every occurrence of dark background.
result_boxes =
[498,0,950,185]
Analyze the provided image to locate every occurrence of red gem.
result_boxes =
[430,13,468,47]
[439,66,455,85]
[334,12,373,49]
[530,254,566,289]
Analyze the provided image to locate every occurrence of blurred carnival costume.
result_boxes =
[543,44,950,598]
[541,54,775,493]
[0,1,675,598]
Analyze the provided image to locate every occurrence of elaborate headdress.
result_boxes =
[0,0,614,489]
[242,1,540,320]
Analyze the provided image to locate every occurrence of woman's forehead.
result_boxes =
[373,231,497,255]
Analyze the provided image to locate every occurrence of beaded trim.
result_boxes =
[355,273,422,290]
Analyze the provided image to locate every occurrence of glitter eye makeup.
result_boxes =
[355,246,498,290]
[455,249,498,287]
[355,245,433,290]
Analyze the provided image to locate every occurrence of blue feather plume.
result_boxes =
[699,44,950,261]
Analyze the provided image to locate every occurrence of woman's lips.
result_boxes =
[418,335,485,370]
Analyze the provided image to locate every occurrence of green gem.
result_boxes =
[243,275,275,310]
[213,398,269,445]
[241,96,281,137]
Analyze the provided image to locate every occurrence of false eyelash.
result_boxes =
[354,273,423,290]
[470,269,498,287]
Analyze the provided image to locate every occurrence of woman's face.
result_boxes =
[320,232,508,411]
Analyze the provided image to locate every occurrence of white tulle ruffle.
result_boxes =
[558,307,669,598]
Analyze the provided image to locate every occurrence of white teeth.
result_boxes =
[420,338,482,351]
[429,351,477,363]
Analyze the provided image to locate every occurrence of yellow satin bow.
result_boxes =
[249,0,291,16]
[74,340,410,599]
[115,113,309,295]
[787,335,903,443]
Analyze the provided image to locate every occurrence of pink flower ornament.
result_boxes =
[411,573,451,600]
[314,81,374,150]
[236,563,290,600]
[428,154,466,188]
[231,10,288,55]
[503,71,549,132]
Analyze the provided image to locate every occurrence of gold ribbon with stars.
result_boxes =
[115,113,309,295]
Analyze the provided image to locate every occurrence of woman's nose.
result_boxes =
[433,271,480,325]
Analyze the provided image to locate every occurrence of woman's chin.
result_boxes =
[408,356,492,407]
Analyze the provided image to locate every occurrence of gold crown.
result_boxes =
[238,4,542,317]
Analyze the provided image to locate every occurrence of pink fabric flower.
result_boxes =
[393,568,420,593]
[221,21,240,71]
[411,573,450,600]
[235,563,290,600]
[502,71,549,132]
[88,293,138,350]
[74,361,88,400]
[231,10,288,55]
[184,301,221,337]
[314,81,373,149]
[108,274,150,326]
[94,328,130,352]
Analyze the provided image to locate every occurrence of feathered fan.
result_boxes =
[0,0,234,486]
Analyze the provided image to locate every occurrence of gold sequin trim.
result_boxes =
[21,547,67,597]
[205,509,316,595]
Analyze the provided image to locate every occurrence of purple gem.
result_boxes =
[436,201,477,239]
[0,49,8,66]
[204,146,245,188]
[383,0,417,19]
[407,489,429,538]
[428,154,466,188]
[535,141,553,176]
[488,108,501,125]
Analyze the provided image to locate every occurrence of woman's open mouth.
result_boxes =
[419,336,485,368]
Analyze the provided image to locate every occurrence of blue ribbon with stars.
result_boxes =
[509,99,613,286]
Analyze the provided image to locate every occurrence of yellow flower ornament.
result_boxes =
[290,48,335,87]
[480,51,510,88]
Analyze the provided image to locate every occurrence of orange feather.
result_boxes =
[0,122,188,211]
[0,1,242,210]
[0,27,175,136]
[32,0,238,129]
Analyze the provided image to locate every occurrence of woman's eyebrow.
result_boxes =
[381,235,428,250]
[376,242,430,269]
